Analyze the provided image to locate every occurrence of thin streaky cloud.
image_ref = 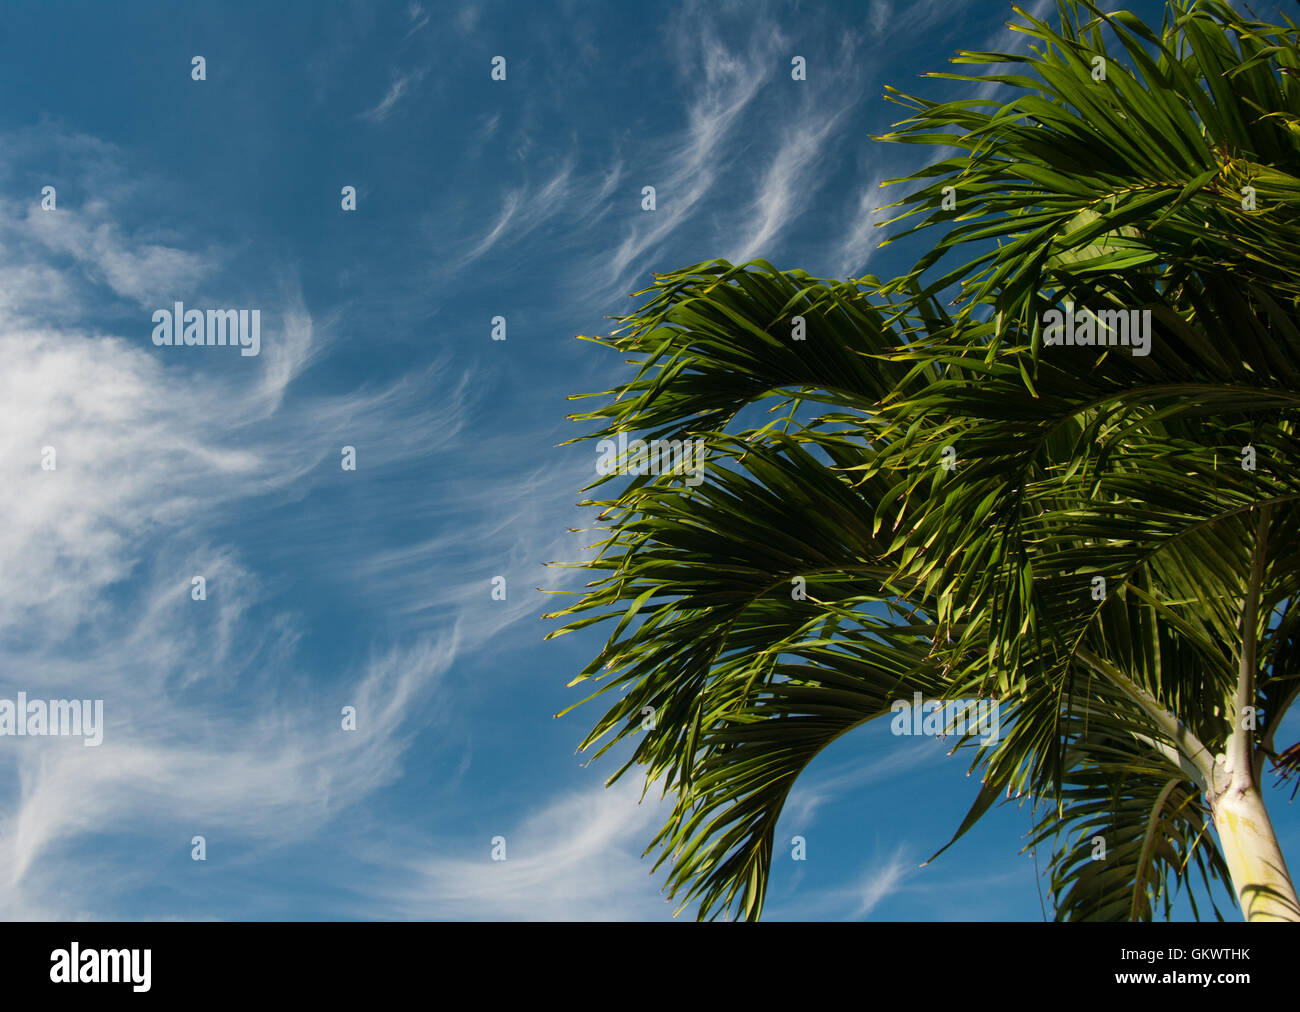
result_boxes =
[728,103,851,265]
[360,67,429,123]
[460,161,576,265]
[850,845,915,920]
[403,2,431,40]
[784,739,947,829]
[598,18,782,291]
[832,168,896,279]
[353,777,677,921]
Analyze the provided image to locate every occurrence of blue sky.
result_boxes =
[0,0,1295,921]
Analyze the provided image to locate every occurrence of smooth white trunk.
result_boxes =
[1210,780,1300,921]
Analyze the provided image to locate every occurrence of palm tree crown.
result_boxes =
[549,0,1300,921]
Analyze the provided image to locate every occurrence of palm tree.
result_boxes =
[548,0,1300,921]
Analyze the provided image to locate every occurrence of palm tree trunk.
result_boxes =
[1212,503,1300,920]
[1210,778,1300,921]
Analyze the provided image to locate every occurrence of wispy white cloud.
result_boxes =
[460,160,576,265]
[764,841,921,921]
[403,2,431,40]
[600,19,779,289]
[0,133,500,917]
[356,776,677,920]
[727,104,850,265]
[784,739,947,829]
[0,299,472,913]
[850,844,914,919]
[22,205,208,309]
[0,175,213,318]
[360,67,428,123]
[868,0,977,38]
[832,168,896,279]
